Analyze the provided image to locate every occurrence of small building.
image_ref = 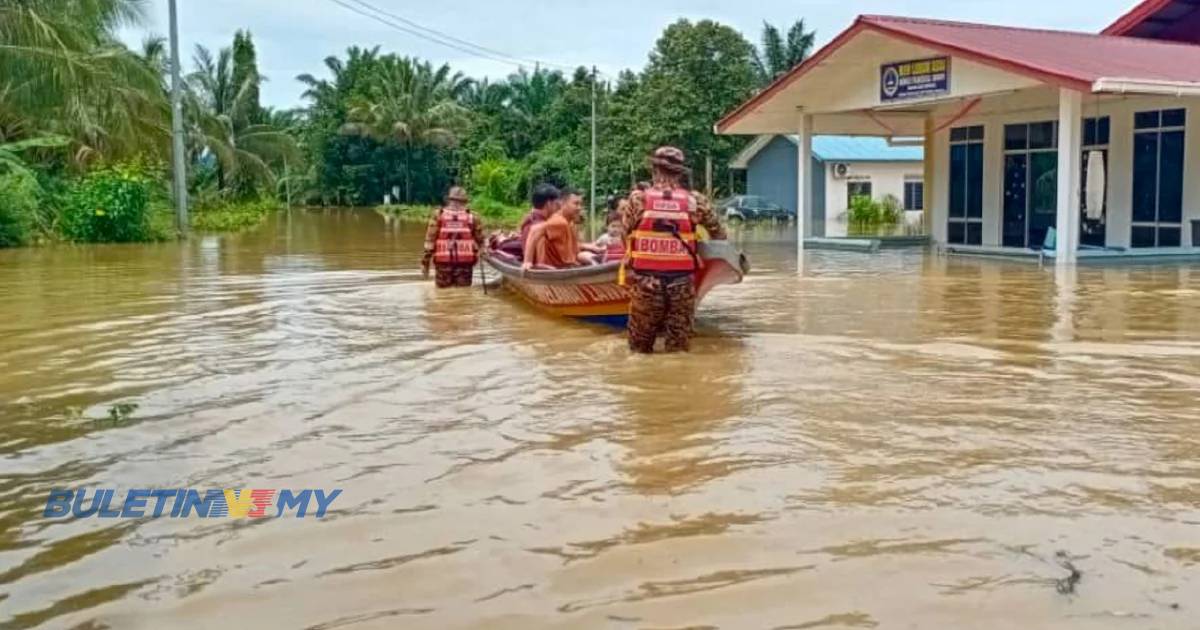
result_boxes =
[730,135,924,236]
[717,0,1200,262]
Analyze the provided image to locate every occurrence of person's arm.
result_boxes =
[523,222,548,269]
[422,210,440,275]
[692,193,727,240]
[618,194,641,241]
[471,211,486,248]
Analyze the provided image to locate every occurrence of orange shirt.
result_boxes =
[529,214,580,267]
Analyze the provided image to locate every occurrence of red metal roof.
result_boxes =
[717,14,1200,133]
[1104,0,1200,42]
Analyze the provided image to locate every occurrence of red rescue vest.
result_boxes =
[628,188,698,273]
[604,238,626,263]
[433,208,477,265]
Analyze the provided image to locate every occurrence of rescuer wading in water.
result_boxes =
[618,146,727,353]
[422,186,486,288]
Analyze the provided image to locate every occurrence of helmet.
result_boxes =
[447,186,469,202]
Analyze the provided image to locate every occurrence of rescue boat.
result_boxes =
[482,240,749,327]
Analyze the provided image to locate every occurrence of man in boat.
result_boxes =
[518,183,561,253]
[523,188,598,269]
[619,146,727,353]
[421,186,485,288]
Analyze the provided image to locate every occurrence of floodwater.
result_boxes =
[1,209,1199,630]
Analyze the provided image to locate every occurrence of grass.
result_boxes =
[190,198,279,233]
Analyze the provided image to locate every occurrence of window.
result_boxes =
[848,181,872,201]
[904,180,924,211]
[1131,108,1186,248]
[1080,116,1110,248]
[1003,121,1058,249]
[949,125,985,245]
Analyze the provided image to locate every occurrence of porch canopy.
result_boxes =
[716,14,1200,139]
[715,14,1200,261]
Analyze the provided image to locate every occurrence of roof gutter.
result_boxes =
[1093,77,1200,97]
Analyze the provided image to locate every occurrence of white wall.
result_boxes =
[930,93,1200,249]
[824,161,924,237]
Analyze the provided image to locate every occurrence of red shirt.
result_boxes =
[519,208,548,250]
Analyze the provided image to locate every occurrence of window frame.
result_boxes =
[1131,108,1186,248]
[948,125,985,245]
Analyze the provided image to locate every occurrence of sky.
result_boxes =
[120,0,1139,109]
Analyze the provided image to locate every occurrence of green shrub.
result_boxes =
[191,197,278,233]
[469,157,527,206]
[0,173,40,247]
[847,194,902,228]
[60,163,172,243]
[469,196,525,224]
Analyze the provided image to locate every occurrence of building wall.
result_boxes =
[930,95,1200,249]
[824,161,924,237]
[745,136,827,234]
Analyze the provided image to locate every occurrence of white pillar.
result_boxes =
[797,112,814,262]
[1056,88,1083,264]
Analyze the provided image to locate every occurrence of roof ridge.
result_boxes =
[860,13,1200,51]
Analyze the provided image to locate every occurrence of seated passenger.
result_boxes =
[524,189,597,269]
[593,221,626,263]
[518,184,561,254]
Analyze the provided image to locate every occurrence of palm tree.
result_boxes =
[187,44,297,196]
[753,20,816,85]
[0,0,168,163]
[342,57,468,201]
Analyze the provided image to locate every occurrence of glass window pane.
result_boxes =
[1135,111,1160,130]
[1159,130,1184,223]
[967,221,983,246]
[949,144,966,218]
[1029,152,1058,247]
[967,143,984,218]
[1159,227,1181,247]
[1006,124,1028,151]
[1004,154,1028,248]
[914,182,924,210]
[1029,121,1056,149]
[1098,117,1111,145]
[1132,133,1159,223]
[948,220,966,244]
[1083,119,1096,147]
[1131,225,1156,248]
[950,127,968,142]
[1162,108,1186,127]
[968,126,985,141]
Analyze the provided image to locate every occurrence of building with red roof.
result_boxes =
[718,3,1200,260]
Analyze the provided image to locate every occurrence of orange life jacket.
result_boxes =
[628,188,698,273]
[433,208,477,265]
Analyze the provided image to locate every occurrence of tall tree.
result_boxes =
[753,19,816,84]
[231,30,263,126]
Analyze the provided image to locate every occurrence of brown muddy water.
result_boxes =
[1,208,1199,629]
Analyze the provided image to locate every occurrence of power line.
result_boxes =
[343,0,576,72]
[326,0,589,74]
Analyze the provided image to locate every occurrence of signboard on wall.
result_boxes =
[880,57,950,102]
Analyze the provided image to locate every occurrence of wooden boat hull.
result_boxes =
[483,241,748,327]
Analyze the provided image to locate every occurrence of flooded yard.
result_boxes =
[1,209,1198,629]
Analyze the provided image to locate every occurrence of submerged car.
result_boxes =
[715,195,792,222]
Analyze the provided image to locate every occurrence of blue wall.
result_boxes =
[745,136,826,236]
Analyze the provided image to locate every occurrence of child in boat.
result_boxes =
[593,221,626,263]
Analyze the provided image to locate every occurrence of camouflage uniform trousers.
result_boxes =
[434,264,475,288]
[627,273,697,354]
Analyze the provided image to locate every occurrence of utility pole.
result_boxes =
[589,65,598,240]
[168,0,188,234]
[705,155,713,200]
[284,157,293,212]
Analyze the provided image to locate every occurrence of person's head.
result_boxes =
[446,186,469,207]
[531,183,561,212]
[648,146,690,186]
[559,188,583,221]
[606,221,622,238]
